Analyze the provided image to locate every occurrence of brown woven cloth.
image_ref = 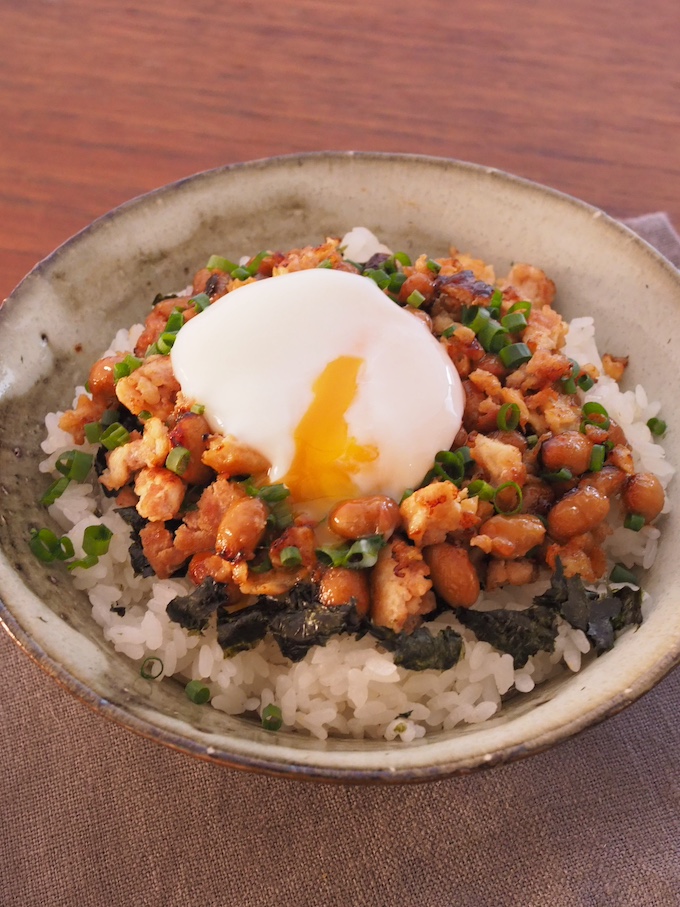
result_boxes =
[1,214,679,907]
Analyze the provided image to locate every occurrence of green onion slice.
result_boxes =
[206,254,237,273]
[478,319,508,353]
[249,552,273,574]
[467,479,495,502]
[589,444,606,472]
[581,401,610,431]
[138,410,152,422]
[261,703,283,731]
[100,423,130,451]
[488,289,503,317]
[113,354,143,382]
[231,266,251,281]
[82,524,113,557]
[387,272,408,294]
[40,477,71,507]
[279,546,303,568]
[185,680,211,704]
[393,252,411,267]
[191,292,211,313]
[246,482,290,504]
[55,450,93,482]
[344,535,385,569]
[400,488,414,504]
[647,417,666,437]
[493,482,523,515]
[166,446,190,476]
[440,324,457,340]
[422,448,471,487]
[541,467,573,483]
[190,403,205,415]
[507,300,532,316]
[164,310,185,333]
[501,311,528,333]
[624,512,645,532]
[499,342,532,369]
[29,528,74,562]
[578,373,595,392]
[67,554,99,571]
[609,563,639,586]
[365,268,390,289]
[463,306,491,334]
[497,403,520,431]
[84,421,102,444]
[426,258,441,273]
[140,657,164,680]
[406,289,426,308]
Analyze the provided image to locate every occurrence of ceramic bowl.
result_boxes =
[1,152,678,782]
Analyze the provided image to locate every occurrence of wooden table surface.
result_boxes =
[1,0,678,300]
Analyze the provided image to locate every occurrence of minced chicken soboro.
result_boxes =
[33,228,673,741]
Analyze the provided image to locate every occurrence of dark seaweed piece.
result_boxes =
[166,578,226,632]
[534,559,642,653]
[216,599,287,657]
[151,292,178,307]
[611,585,643,631]
[110,605,126,617]
[457,605,558,668]
[115,506,155,578]
[117,405,139,434]
[370,625,464,671]
[269,603,364,662]
[94,446,117,498]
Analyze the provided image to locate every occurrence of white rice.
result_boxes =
[39,315,672,741]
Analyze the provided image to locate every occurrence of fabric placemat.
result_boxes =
[1,214,679,907]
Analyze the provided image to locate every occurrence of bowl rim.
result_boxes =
[1,150,679,783]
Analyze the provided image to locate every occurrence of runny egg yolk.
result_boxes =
[283,355,378,504]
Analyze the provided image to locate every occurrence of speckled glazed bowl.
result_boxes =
[1,153,679,782]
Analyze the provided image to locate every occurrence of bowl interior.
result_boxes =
[1,152,679,781]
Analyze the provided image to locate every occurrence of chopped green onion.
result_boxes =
[441,324,457,339]
[84,421,102,444]
[101,408,119,427]
[365,268,390,289]
[40,477,71,506]
[624,513,645,532]
[541,467,573,483]
[248,482,290,504]
[393,252,411,267]
[82,524,113,557]
[501,311,528,333]
[206,254,237,272]
[526,434,539,448]
[67,553,99,571]
[190,403,205,415]
[647,417,667,437]
[156,331,178,355]
[344,535,385,569]
[55,450,93,482]
[493,481,523,515]
[589,444,606,472]
[426,258,441,273]
[578,373,595,392]
[387,272,408,294]
[166,446,190,476]
[488,289,503,317]
[477,319,508,353]
[29,528,74,562]
[191,292,211,313]
[317,535,385,570]
[508,300,532,316]
[422,448,470,486]
[463,306,491,334]
[231,266,251,280]
[138,410,152,421]
[561,377,577,395]
[140,657,164,680]
[185,680,211,704]
[268,501,294,530]
[246,251,269,275]
[609,563,639,586]
[406,289,426,308]
[164,310,185,333]
[316,259,332,269]
[499,343,532,369]
[400,488,414,503]
[280,546,302,568]
[581,401,610,431]
[261,703,283,731]
[467,479,495,501]
[113,354,143,381]
[100,423,130,451]
[497,403,520,431]
[249,552,273,574]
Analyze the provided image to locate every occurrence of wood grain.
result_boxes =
[1,0,678,298]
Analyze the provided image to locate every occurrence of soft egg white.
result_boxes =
[171,268,464,515]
